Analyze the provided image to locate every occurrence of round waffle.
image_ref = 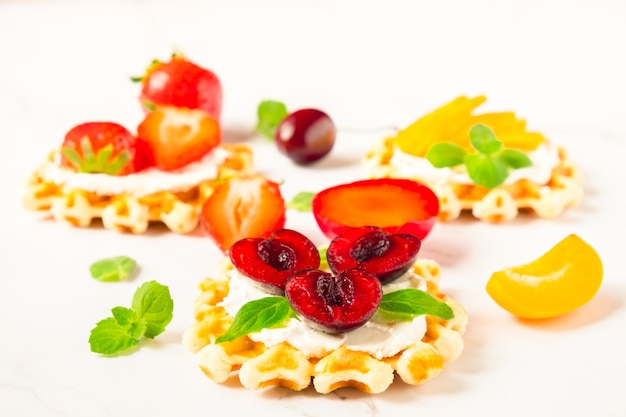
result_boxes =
[182,257,467,394]
[22,144,254,233]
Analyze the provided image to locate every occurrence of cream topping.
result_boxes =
[219,268,428,359]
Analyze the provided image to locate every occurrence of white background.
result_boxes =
[1,1,625,416]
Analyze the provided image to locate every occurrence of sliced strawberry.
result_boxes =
[200,176,287,253]
[136,106,221,171]
[60,122,148,176]
[134,54,222,121]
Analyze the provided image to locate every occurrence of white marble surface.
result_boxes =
[1,0,626,416]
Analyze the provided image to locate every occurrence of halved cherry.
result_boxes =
[229,229,320,294]
[285,268,382,334]
[326,226,421,284]
[312,178,439,241]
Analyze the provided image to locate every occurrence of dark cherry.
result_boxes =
[274,108,336,164]
[229,229,320,294]
[285,268,382,334]
[326,226,421,284]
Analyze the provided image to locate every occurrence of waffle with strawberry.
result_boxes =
[23,55,258,235]
[364,95,584,222]
[183,227,467,394]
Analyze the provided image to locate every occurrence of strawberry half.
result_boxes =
[200,176,287,253]
[229,229,320,294]
[60,122,150,175]
[134,54,222,121]
[136,106,221,171]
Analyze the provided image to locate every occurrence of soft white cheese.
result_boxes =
[389,142,560,186]
[39,146,230,197]
[219,268,428,359]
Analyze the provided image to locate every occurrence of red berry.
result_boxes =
[274,109,336,164]
[285,268,382,334]
[326,226,421,284]
[229,229,320,294]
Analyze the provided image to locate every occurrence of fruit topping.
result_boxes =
[486,234,603,319]
[200,176,287,253]
[229,229,320,294]
[326,226,421,284]
[256,100,336,165]
[312,178,439,241]
[391,95,546,157]
[274,108,336,165]
[285,268,383,334]
[136,106,221,171]
[133,54,223,121]
[61,122,149,175]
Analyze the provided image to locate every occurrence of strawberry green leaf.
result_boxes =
[377,289,454,321]
[465,153,509,189]
[287,191,315,212]
[215,297,293,343]
[256,100,288,140]
[89,317,141,355]
[131,281,174,338]
[498,149,533,169]
[425,142,468,168]
[142,100,157,111]
[61,147,83,171]
[89,256,137,282]
[469,123,502,155]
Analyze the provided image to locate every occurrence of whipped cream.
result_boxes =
[219,268,428,359]
[39,146,230,197]
[389,143,560,186]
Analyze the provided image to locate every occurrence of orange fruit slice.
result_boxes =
[486,234,603,319]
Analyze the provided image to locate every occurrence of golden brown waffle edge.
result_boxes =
[22,144,254,234]
[182,258,468,394]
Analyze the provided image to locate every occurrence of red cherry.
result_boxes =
[274,109,336,164]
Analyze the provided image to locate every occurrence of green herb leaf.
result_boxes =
[318,247,329,271]
[425,142,468,168]
[215,297,292,343]
[131,281,174,338]
[256,100,288,140]
[89,256,137,282]
[377,289,455,321]
[287,191,315,212]
[88,317,140,355]
[111,307,147,339]
[498,149,533,169]
[469,123,502,155]
[465,153,509,189]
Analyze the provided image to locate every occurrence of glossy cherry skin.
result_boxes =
[274,108,336,164]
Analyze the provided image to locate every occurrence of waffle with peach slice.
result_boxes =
[183,227,467,394]
[364,95,584,222]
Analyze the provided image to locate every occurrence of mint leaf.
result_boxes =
[89,256,137,282]
[131,281,174,338]
[256,100,288,140]
[425,142,468,168]
[111,307,147,339]
[498,149,532,169]
[465,153,509,189]
[469,123,502,155]
[378,289,454,321]
[287,191,315,212]
[89,317,140,355]
[216,297,293,343]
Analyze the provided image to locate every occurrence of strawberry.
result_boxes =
[133,54,222,121]
[136,106,221,171]
[200,176,287,253]
[60,122,149,175]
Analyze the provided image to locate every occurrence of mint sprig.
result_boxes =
[89,256,137,282]
[89,281,174,355]
[215,297,294,343]
[377,288,455,321]
[287,191,315,212]
[256,100,288,140]
[425,123,532,189]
